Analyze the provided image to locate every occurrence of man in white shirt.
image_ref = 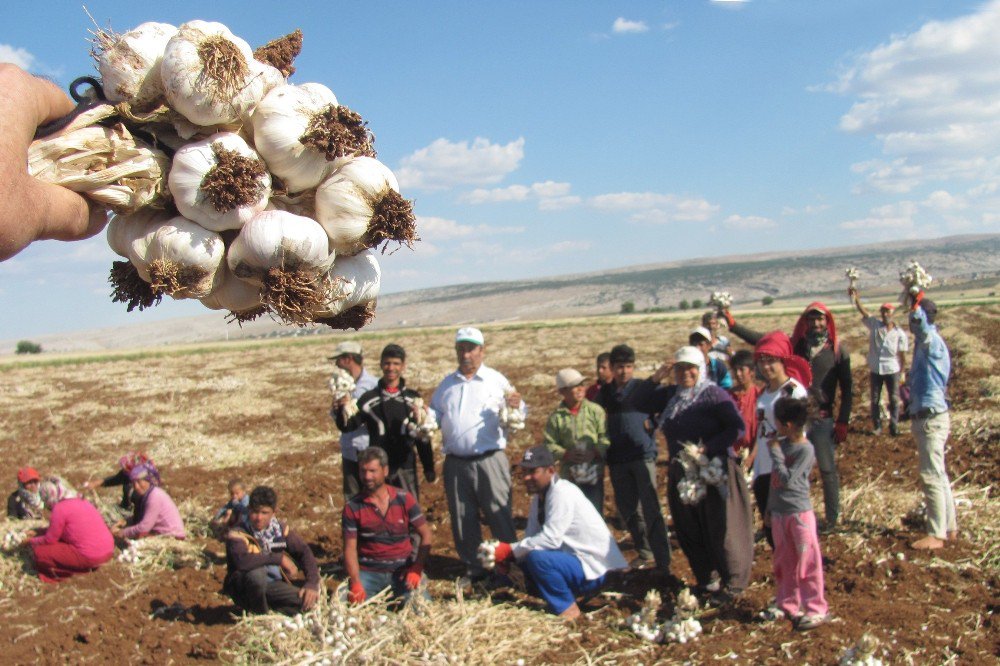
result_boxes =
[329,341,379,497]
[429,327,524,582]
[849,288,909,436]
[491,446,628,619]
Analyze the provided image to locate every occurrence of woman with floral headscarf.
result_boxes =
[81,451,160,510]
[23,477,114,582]
[112,463,185,540]
[7,467,44,519]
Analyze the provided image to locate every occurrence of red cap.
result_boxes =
[17,467,40,484]
[880,303,896,312]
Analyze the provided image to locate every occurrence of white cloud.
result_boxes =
[710,0,750,8]
[922,190,967,212]
[724,214,777,230]
[461,181,574,208]
[396,137,525,190]
[612,18,649,34]
[588,191,720,223]
[551,240,593,253]
[840,201,918,230]
[0,44,35,69]
[538,196,582,211]
[827,0,1000,195]
[416,216,524,242]
[781,204,830,216]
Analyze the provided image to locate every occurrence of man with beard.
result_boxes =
[721,303,852,531]
[329,341,379,498]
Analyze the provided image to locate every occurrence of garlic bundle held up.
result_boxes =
[498,388,525,432]
[168,132,272,232]
[227,209,334,324]
[160,20,283,127]
[329,367,358,418]
[476,540,500,570]
[315,156,417,255]
[93,21,178,111]
[314,250,381,330]
[252,82,375,193]
[708,291,733,310]
[129,215,225,299]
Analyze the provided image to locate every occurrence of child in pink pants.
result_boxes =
[765,396,829,630]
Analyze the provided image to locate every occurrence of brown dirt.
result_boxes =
[197,35,249,97]
[316,302,377,331]
[109,260,162,312]
[298,104,376,161]
[364,189,417,253]
[252,29,303,78]
[0,308,997,664]
[200,145,268,213]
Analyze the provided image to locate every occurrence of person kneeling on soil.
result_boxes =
[23,477,114,583]
[111,463,186,540]
[343,446,433,605]
[224,486,321,615]
[491,446,628,620]
[8,466,44,519]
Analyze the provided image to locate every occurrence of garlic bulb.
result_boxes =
[315,156,417,255]
[227,210,335,323]
[329,368,359,418]
[200,260,264,319]
[252,83,375,193]
[476,540,500,570]
[499,388,525,432]
[129,215,225,299]
[106,208,173,258]
[160,20,282,126]
[94,22,177,111]
[168,132,271,231]
[313,250,381,329]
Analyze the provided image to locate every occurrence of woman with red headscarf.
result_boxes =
[748,331,811,548]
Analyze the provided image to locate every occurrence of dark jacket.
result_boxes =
[655,385,745,459]
[223,521,320,592]
[594,379,665,464]
[335,379,435,475]
[7,491,40,519]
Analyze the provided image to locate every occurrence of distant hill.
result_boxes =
[5,234,999,355]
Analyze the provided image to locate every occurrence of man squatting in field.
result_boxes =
[328,341,378,498]
[334,343,436,501]
[489,446,628,619]
[224,486,320,615]
[343,446,433,603]
[722,303,852,530]
[849,286,909,436]
[428,327,524,584]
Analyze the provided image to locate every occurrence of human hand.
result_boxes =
[493,542,513,564]
[280,553,300,579]
[650,362,673,384]
[299,585,319,611]
[562,448,585,465]
[404,563,424,591]
[0,65,108,262]
[505,391,522,409]
[348,580,367,604]
[720,308,735,328]
[834,422,848,444]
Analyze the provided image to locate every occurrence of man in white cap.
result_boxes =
[543,368,609,515]
[849,286,908,436]
[329,341,378,498]
[429,326,525,584]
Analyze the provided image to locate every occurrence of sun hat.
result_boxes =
[555,368,585,390]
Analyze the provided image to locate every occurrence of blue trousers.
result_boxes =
[359,568,429,601]
[521,550,606,615]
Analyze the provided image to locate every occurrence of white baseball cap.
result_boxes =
[674,346,704,367]
[328,341,363,359]
[689,326,712,343]
[455,327,484,346]
[555,368,585,390]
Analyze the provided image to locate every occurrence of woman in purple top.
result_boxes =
[654,346,753,605]
[25,477,114,583]
[112,463,186,540]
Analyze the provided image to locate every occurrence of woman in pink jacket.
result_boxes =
[112,463,186,540]
[26,477,114,583]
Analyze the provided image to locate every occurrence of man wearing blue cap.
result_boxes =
[429,326,525,583]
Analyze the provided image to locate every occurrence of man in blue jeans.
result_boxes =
[491,446,628,619]
[343,447,433,604]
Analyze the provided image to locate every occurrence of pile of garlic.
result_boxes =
[624,589,663,642]
[708,291,733,310]
[676,442,726,506]
[899,260,932,298]
[34,19,416,330]
[117,539,142,564]
[498,388,525,432]
[477,539,500,571]
[2,529,28,551]
[838,633,885,666]
[659,588,703,644]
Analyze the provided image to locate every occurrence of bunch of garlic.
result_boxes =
[477,540,500,570]
[329,367,358,418]
[676,442,726,506]
[117,539,142,564]
[899,260,933,296]
[2,529,28,551]
[625,589,663,642]
[708,291,733,310]
[569,461,599,485]
[405,397,439,440]
[839,634,885,666]
[845,267,860,290]
[34,19,416,330]
[658,587,703,644]
[498,388,525,432]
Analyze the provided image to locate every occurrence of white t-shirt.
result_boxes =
[863,316,909,375]
[752,378,808,478]
[429,364,525,457]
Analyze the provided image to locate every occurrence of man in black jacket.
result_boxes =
[593,344,671,572]
[334,344,436,500]
[721,302,852,529]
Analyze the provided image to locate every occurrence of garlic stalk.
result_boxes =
[168,132,271,231]
[315,156,417,255]
[252,82,375,193]
[160,20,283,126]
[129,215,225,299]
[93,22,178,112]
[226,210,335,324]
[314,250,381,330]
[28,104,170,213]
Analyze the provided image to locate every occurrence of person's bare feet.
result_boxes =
[559,603,582,621]
[947,530,958,541]
[911,535,945,550]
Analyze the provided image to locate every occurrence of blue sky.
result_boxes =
[3,1,999,339]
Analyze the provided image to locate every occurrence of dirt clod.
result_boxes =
[315,302,377,330]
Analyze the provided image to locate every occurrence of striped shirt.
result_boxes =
[343,486,425,572]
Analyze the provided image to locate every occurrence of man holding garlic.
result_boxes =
[429,327,524,584]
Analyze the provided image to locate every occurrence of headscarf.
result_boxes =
[790,302,839,357]
[661,346,711,421]
[15,471,44,518]
[127,462,161,486]
[754,331,813,389]
[241,513,285,581]
[38,476,77,510]
[118,451,152,473]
